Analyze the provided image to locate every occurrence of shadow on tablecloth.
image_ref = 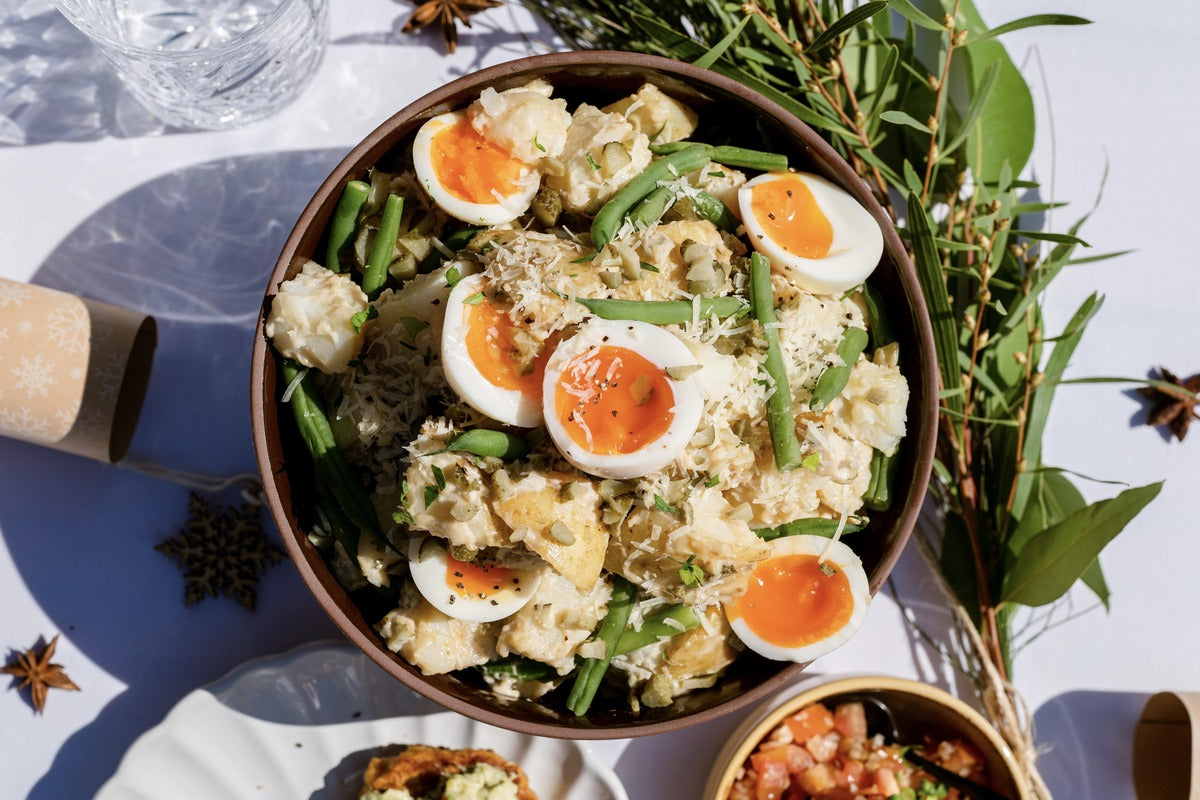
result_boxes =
[2,148,351,800]
[1035,690,1149,800]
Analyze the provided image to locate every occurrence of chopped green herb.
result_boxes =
[704,473,721,488]
[464,292,485,306]
[424,464,447,507]
[586,152,601,172]
[676,554,705,588]
[649,122,667,142]
[480,241,495,253]
[399,315,428,339]
[445,266,462,287]
[653,494,678,513]
[818,561,838,577]
[640,261,660,273]
[572,253,597,263]
[392,481,414,525]
[707,170,726,178]
[801,452,821,470]
[534,134,546,153]
[917,781,949,799]
[350,304,378,332]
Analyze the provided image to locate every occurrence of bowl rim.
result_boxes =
[251,49,940,739]
[702,674,1032,800]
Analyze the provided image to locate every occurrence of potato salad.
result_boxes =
[265,79,909,715]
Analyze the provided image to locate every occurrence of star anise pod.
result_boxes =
[401,0,503,53]
[1138,366,1200,441]
[2,634,80,714]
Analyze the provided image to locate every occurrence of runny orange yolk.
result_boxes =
[444,551,519,600]
[464,297,548,397]
[750,174,833,259]
[554,345,674,455]
[430,116,528,204]
[730,554,853,648]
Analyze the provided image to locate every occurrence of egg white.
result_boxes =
[739,171,884,295]
[412,110,541,225]
[728,533,871,663]
[541,319,704,480]
[441,273,543,428]
[407,537,539,623]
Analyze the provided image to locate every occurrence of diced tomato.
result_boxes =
[833,702,868,739]
[755,744,815,776]
[834,758,865,791]
[785,703,836,742]
[753,756,790,800]
[805,733,839,763]
[938,738,983,776]
[796,762,837,795]
[867,766,901,796]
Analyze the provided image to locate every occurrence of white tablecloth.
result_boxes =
[1,1,1196,797]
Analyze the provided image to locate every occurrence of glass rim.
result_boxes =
[48,0,324,60]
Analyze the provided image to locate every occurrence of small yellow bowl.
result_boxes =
[703,675,1031,799]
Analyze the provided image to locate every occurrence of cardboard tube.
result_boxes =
[0,278,155,462]
[1134,691,1200,799]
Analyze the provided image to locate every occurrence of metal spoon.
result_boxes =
[844,694,1015,800]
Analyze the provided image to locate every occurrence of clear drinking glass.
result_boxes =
[49,0,329,130]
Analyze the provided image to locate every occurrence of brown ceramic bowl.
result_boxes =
[703,675,1031,799]
[251,50,938,738]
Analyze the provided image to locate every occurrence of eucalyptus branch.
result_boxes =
[921,0,964,202]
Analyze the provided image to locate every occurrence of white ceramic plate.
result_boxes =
[96,640,628,800]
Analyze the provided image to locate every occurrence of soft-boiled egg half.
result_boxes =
[738,171,883,295]
[442,273,550,428]
[541,319,704,480]
[726,533,870,663]
[412,110,540,225]
[408,537,540,623]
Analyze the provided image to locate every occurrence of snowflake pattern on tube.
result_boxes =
[0,277,133,453]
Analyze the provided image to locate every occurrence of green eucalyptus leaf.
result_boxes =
[1066,249,1135,266]
[1010,293,1103,521]
[938,59,1000,161]
[906,191,963,414]
[880,109,933,134]
[1001,482,1162,607]
[807,1,888,53]
[956,0,1036,182]
[692,14,751,68]
[889,0,944,31]
[965,14,1092,47]
[1080,559,1110,611]
[940,514,981,628]
[1010,229,1092,247]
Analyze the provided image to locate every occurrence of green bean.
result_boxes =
[281,360,381,536]
[612,604,699,656]
[362,193,404,299]
[574,295,749,325]
[690,190,740,232]
[751,253,804,471]
[478,656,559,683]
[446,429,530,461]
[710,145,788,172]
[861,283,896,350]
[590,144,713,249]
[325,180,370,273]
[649,141,789,172]
[809,326,869,412]
[628,186,676,229]
[864,448,899,511]
[567,575,636,716]
[314,477,360,557]
[755,516,868,541]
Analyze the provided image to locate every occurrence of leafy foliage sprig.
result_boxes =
[522,0,1162,793]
